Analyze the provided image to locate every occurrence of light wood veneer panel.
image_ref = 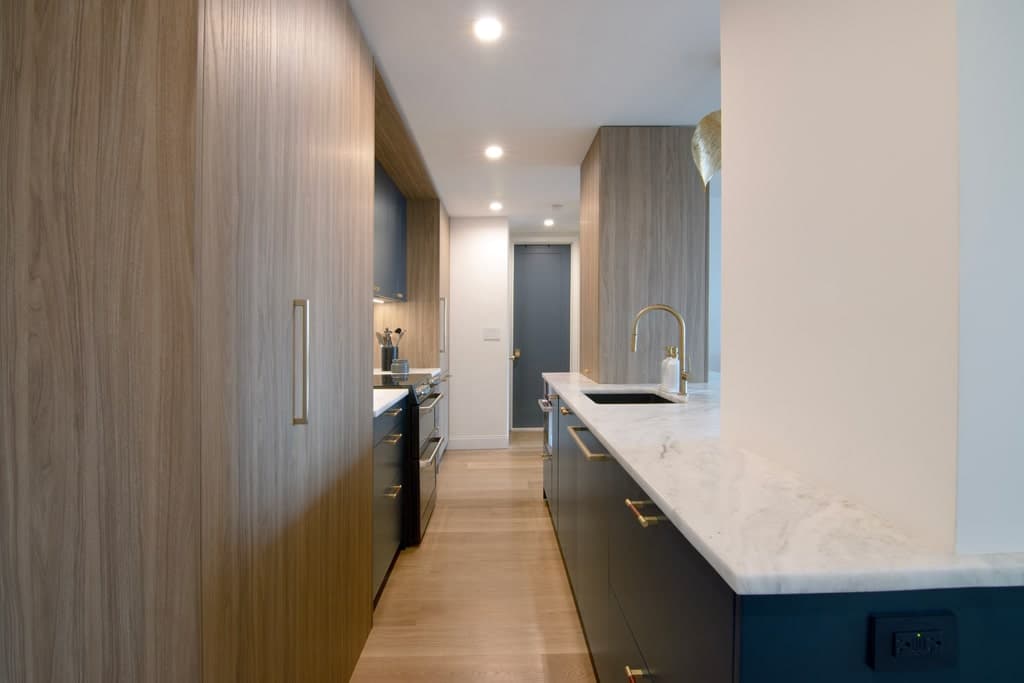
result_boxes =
[374,68,436,199]
[197,0,375,681]
[373,199,451,371]
[374,199,441,368]
[580,127,709,384]
[0,1,200,680]
[579,135,602,381]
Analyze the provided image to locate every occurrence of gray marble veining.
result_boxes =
[544,372,1024,595]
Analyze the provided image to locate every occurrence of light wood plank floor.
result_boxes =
[351,431,596,682]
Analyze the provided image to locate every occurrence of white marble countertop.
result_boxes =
[544,372,1024,596]
[373,388,408,418]
[373,367,442,378]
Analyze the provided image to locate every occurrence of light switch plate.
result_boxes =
[482,327,501,341]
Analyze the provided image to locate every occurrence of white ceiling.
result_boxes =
[350,0,721,232]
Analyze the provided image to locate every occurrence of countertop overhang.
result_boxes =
[544,372,1024,595]
[373,388,408,418]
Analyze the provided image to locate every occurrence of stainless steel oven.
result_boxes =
[416,391,444,540]
[539,383,558,518]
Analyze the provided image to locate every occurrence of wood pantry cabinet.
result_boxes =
[2,1,376,682]
[548,416,1024,682]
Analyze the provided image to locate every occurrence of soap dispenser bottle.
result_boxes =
[660,346,680,394]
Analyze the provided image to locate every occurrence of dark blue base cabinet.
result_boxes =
[546,410,1024,682]
[372,401,406,602]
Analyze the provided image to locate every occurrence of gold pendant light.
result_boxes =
[691,110,722,188]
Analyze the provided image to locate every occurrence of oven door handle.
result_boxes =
[419,393,444,411]
[538,398,553,413]
[421,437,445,468]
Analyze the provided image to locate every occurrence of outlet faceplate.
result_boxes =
[869,612,958,672]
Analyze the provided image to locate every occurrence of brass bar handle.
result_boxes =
[540,453,552,461]
[385,484,402,499]
[384,407,403,417]
[382,433,403,446]
[625,665,648,682]
[568,426,608,461]
[292,299,310,425]
[559,406,572,416]
[624,498,666,528]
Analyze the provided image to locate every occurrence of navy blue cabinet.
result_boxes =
[372,400,406,601]
[549,412,1024,682]
[373,161,407,301]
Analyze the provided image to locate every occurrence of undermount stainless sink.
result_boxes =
[583,391,674,405]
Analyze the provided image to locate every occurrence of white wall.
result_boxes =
[720,0,960,550]
[955,0,1024,553]
[449,217,511,450]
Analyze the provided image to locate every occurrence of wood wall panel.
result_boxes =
[375,68,436,199]
[580,127,709,385]
[439,203,451,374]
[197,0,375,681]
[0,1,200,680]
[579,135,602,381]
[373,199,446,370]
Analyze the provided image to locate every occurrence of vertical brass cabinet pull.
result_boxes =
[559,406,572,416]
[568,426,608,461]
[624,498,666,528]
[625,665,648,682]
[292,299,310,425]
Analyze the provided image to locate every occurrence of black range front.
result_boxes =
[373,373,444,546]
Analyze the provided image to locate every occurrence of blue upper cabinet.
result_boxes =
[374,161,407,301]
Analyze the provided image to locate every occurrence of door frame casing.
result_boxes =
[508,234,581,430]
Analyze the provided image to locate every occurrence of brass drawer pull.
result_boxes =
[625,666,648,682]
[382,433,403,446]
[385,484,402,499]
[384,407,403,417]
[540,453,552,461]
[568,426,608,461]
[559,406,572,416]
[624,498,665,528]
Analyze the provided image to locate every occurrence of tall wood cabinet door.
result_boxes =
[197,1,375,682]
[1,2,201,681]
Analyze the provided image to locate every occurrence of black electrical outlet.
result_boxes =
[869,612,958,672]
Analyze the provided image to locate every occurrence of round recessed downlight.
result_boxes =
[489,201,503,212]
[484,145,504,160]
[544,218,555,227]
[473,17,503,43]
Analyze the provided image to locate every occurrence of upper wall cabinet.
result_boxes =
[374,161,407,301]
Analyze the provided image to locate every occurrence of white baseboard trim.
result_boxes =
[447,435,509,450]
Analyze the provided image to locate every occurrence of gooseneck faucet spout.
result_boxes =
[629,304,688,396]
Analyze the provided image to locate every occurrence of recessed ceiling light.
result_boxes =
[489,201,503,212]
[484,145,504,160]
[544,218,555,227]
[473,17,503,43]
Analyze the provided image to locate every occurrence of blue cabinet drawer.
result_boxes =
[607,459,735,682]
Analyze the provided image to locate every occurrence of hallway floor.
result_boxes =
[351,431,595,682]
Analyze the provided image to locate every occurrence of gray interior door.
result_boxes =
[513,245,571,428]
